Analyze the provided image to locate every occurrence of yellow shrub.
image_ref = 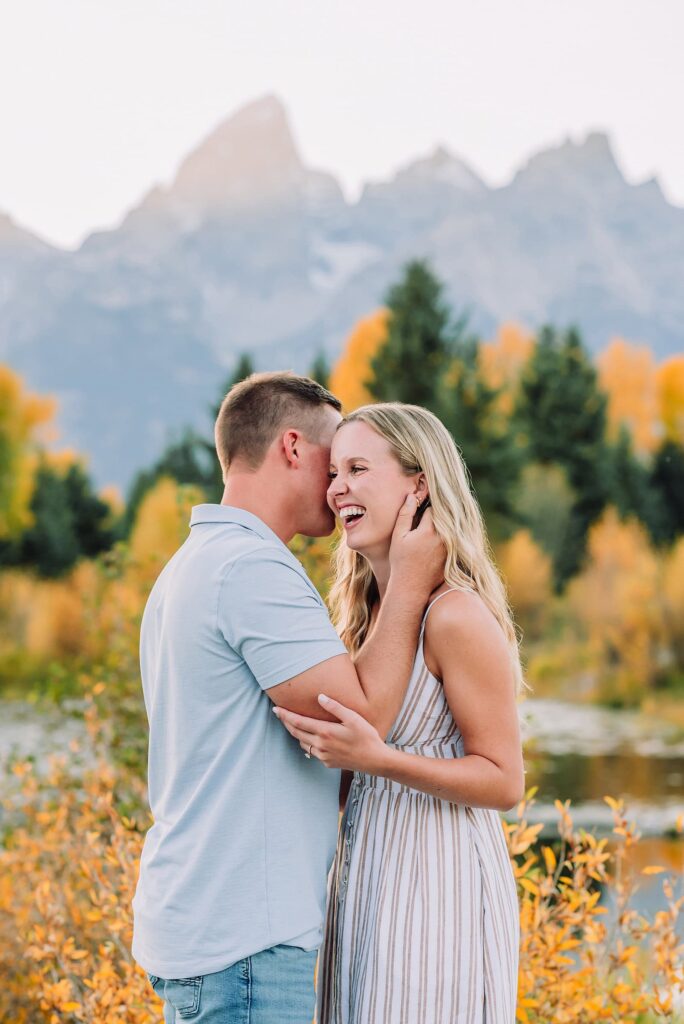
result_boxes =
[128,478,203,579]
[496,530,553,639]
[2,730,682,1024]
[663,537,684,667]
[329,309,388,411]
[478,322,534,416]
[567,509,666,702]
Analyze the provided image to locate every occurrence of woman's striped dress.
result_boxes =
[316,592,520,1023]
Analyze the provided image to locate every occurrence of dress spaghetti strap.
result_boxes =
[421,587,463,631]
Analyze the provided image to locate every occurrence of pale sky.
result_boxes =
[2,0,683,249]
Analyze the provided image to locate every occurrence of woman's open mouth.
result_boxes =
[339,505,366,530]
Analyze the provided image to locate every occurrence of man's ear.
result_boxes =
[282,429,301,467]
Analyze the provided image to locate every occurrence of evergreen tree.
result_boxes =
[605,427,665,539]
[309,351,330,389]
[437,337,523,539]
[18,465,79,576]
[0,460,113,577]
[62,462,115,557]
[369,260,452,408]
[515,325,610,586]
[122,427,216,535]
[365,261,521,538]
[650,440,684,543]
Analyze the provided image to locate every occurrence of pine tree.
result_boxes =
[0,460,117,577]
[62,462,115,558]
[368,260,452,409]
[650,440,684,543]
[515,325,610,586]
[309,352,330,389]
[606,427,664,539]
[122,427,216,535]
[437,337,523,539]
[18,464,80,576]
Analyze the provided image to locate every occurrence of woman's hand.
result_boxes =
[273,694,389,773]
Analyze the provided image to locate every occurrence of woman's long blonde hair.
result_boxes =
[328,403,524,695]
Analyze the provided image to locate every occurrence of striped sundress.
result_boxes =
[316,591,520,1023]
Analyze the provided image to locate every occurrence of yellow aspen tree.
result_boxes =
[567,509,664,700]
[0,365,56,537]
[478,322,534,415]
[496,530,553,639]
[656,354,684,444]
[662,537,684,666]
[597,338,659,454]
[329,309,388,411]
[128,477,204,579]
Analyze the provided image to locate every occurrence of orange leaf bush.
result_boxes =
[2,712,682,1023]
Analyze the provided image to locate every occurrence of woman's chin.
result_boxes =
[343,526,368,552]
[343,527,389,558]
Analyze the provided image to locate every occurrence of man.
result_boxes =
[132,371,443,1023]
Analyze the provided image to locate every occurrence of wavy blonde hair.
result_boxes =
[328,403,524,695]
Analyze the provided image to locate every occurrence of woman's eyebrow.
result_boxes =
[336,455,370,464]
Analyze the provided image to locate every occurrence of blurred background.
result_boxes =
[1,1,683,1020]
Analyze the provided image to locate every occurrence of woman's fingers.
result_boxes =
[279,719,317,744]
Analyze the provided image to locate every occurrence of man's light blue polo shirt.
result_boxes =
[132,504,347,979]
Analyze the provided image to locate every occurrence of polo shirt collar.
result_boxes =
[189,504,285,548]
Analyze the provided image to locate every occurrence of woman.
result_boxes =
[276,403,524,1024]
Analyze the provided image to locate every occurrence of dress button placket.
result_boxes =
[339,775,361,898]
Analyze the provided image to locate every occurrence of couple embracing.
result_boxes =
[132,371,524,1023]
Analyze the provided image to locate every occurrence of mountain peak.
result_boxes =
[168,94,305,213]
[396,145,486,191]
[0,211,51,251]
[513,130,624,191]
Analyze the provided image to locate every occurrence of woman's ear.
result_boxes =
[414,474,429,502]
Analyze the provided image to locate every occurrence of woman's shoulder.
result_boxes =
[424,586,504,654]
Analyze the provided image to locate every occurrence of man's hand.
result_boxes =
[388,494,445,597]
[273,694,389,774]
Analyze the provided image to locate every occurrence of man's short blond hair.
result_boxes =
[215,370,342,473]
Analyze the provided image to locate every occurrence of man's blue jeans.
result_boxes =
[147,944,318,1023]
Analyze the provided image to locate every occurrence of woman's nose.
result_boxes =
[327,476,348,500]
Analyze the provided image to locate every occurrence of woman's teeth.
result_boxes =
[339,506,366,528]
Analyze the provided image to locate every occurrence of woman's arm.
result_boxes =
[273,591,524,812]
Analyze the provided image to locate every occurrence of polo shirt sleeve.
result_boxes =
[218,545,348,691]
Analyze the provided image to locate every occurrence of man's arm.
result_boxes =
[267,495,444,738]
[274,595,525,811]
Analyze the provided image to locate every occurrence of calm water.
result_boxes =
[1,696,683,838]
[520,698,684,836]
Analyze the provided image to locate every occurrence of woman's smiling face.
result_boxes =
[327,421,422,555]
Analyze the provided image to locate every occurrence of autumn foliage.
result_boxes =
[1,293,684,1021]
[2,724,683,1023]
[0,365,55,538]
[328,309,388,411]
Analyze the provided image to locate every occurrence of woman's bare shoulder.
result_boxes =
[424,588,506,668]
[427,587,497,632]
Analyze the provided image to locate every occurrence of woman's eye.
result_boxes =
[328,471,337,480]
[350,466,365,474]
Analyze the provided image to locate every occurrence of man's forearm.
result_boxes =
[353,580,427,738]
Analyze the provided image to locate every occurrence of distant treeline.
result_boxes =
[1,260,682,589]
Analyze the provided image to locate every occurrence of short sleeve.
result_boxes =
[218,545,347,690]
